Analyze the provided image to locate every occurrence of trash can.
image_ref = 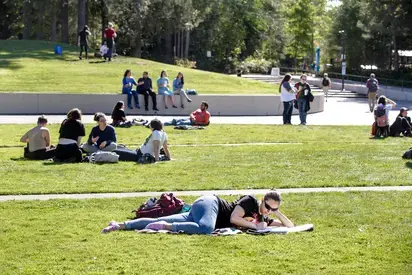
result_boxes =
[54,45,63,55]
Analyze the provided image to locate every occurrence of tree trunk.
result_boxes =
[78,0,86,33]
[180,30,184,58]
[85,0,89,25]
[164,24,173,62]
[185,29,190,59]
[101,0,107,44]
[176,31,180,58]
[23,0,32,40]
[51,1,57,41]
[60,0,69,43]
[36,4,46,40]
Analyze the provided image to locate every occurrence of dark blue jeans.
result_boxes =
[282,100,294,124]
[297,98,307,124]
[123,90,139,107]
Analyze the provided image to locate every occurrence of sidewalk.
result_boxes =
[1,97,411,125]
[1,186,411,202]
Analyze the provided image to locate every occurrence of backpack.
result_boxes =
[368,79,378,92]
[375,105,388,127]
[322,78,330,87]
[132,193,184,219]
[402,148,412,159]
[89,151,119,163]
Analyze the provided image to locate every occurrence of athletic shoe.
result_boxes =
[101,221,120,233]
[153,107,159,111]
[145,221,168,231]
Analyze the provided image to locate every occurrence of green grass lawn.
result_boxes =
[0,125,411,195]
[0,40,277,94]
[1,192,411,274]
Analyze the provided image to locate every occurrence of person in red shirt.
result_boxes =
[104,22,117,61]
[164,101,211,126]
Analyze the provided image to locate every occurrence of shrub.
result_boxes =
[175,58,197,69]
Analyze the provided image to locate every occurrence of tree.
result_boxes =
[23,0,33,39]
[78,0,87,33]
[60,0,69,43]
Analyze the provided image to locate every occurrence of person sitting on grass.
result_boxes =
[54,108,86,163]
[122,69,140,109]
[157,70,177,109]
[164,101,211,126]
[173,72,192,108]
[113,119,170,162]
[102,191,294,234]
[111,101,147,128]
[82,113,117,153]
[389,107,412,137]
[20,115,56,160]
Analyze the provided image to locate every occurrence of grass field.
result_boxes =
[1,192,411,274]
[0,124,411,195]
[0,40,277,94]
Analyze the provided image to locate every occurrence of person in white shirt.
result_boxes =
[139,119,170,162]
[100,43,108,58]
[279,74,297,125]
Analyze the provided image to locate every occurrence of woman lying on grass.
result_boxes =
[102,191,294,234]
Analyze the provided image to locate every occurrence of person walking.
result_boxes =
[78,25,91,60]
[366,73,379,112]
[279,74,296,125]
[320,73,331,102]
[104,22,117,62]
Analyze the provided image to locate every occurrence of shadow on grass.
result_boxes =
[10,157,27,161]
[405,162,412,169]
[89,60,106,64]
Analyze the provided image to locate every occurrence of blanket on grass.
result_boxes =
[135,224,314,236]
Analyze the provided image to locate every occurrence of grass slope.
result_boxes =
[0,125,411,195]
[0,40,277,94]
[0,192,411,274]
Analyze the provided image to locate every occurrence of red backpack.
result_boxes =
[132,193,184,219]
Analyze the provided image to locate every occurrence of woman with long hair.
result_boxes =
[102,191,294,234]
[122,69,140,109]
[279,74,296,125]
[157,70,177,109]
[173,72,192,108]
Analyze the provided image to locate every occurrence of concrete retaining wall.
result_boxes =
[0,93,324,116]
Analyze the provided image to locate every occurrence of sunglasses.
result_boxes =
[264,201,278,212]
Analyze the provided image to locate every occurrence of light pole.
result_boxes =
[339,30,346,92]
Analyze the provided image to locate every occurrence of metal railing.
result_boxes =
[278,67,412,91]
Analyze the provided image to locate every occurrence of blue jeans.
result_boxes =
[123,90,139,107]
[164,118,192,126]
[282,100,294,124]
[125,195,219,234]
[297,98,307,124]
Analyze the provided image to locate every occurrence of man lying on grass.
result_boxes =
[102,191,294,234]
[164,101,211,127]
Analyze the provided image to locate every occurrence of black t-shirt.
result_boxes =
[79,30,90,43]
[59,119,86,141]
[215,195,273,229]
[111,109,126,126]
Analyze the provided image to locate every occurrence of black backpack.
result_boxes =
[322,78,330,87]
[402,148,412,159]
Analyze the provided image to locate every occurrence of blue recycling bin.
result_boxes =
[54,45,63,55]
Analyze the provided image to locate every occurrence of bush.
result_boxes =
[175,58,197,69]
[237,57,272,74]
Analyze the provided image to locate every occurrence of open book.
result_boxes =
[255,223,314,234]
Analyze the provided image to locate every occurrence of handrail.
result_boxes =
[278,67,412,91]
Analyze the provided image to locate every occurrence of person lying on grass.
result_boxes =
[102,191,294,234]
[164,101,211,127]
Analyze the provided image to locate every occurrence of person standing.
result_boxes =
[366,73,379,112]
[280,74,296,125]
[104,22,117,62]
[137,72,159,111]
[20,115,56,160]
[78,25,91,60]
[295,74,311,125]
[320,73,331,102]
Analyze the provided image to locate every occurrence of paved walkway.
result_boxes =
[1,186,411,202]
[0,97,409,126]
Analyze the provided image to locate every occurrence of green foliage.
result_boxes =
[174,58,197,69]
[237,56,273,74]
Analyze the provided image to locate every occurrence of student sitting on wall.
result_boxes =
[20,115,56,160]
